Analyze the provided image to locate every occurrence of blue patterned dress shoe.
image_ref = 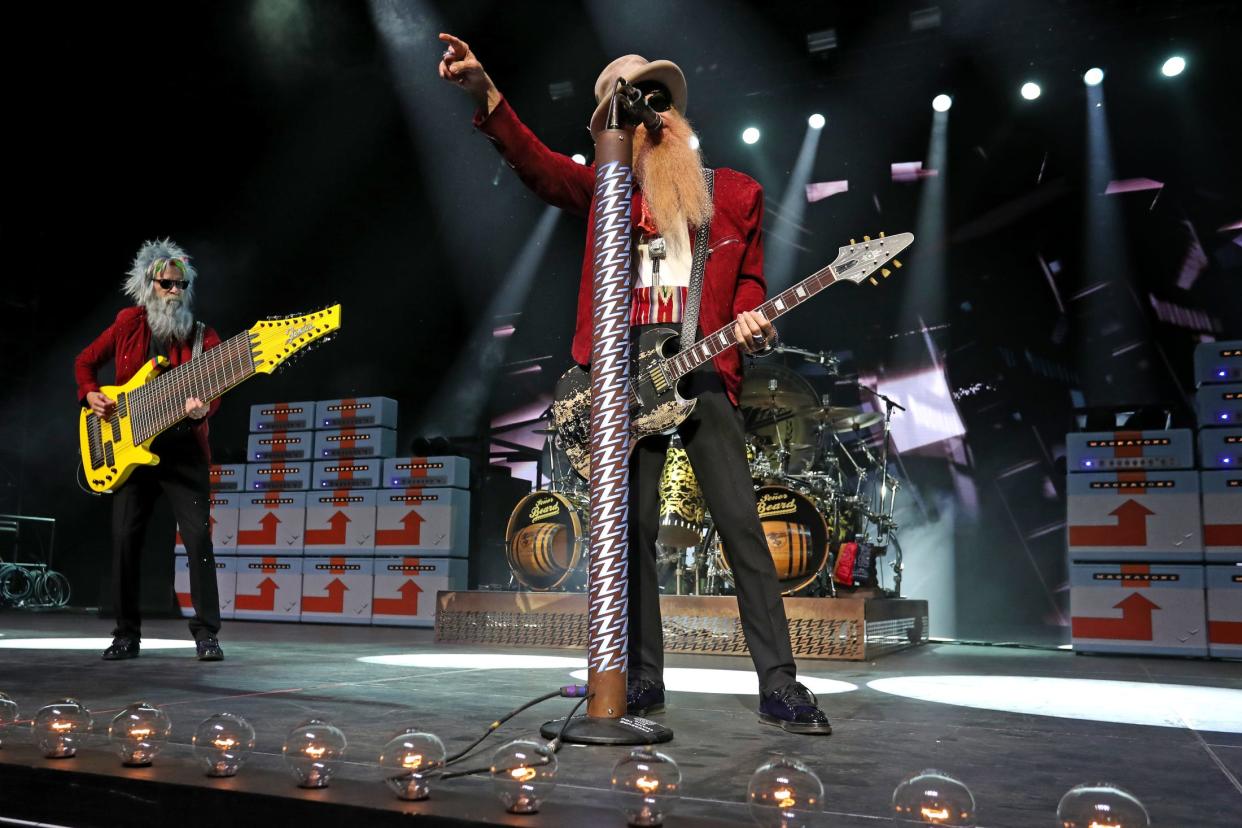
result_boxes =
[758,682,832,734]
[626,678,666,716]
[196,637,224,661]
[102,636,140,660]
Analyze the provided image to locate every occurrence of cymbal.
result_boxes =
[828,411,884,432]
[794,404,865,421]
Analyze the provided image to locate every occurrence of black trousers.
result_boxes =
[110,432,220,641]
[627,359,798,695]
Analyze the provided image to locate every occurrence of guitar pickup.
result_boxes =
[649,364,671,394]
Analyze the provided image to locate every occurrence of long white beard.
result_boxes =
[145,296,195,343]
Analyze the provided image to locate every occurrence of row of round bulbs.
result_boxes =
[0,692,1151,825]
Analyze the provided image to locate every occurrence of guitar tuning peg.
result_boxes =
[850,238,857,245]
[869,277,879,286]
[863,235,871,242]
[878,231,886,238]
[893,258,903,268]
[881,268,892,278]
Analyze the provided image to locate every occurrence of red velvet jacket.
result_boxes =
[475,97,767,404]
[74,306,222,461]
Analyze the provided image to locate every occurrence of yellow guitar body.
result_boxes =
[79,304,341,494]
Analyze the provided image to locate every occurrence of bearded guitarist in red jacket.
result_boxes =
[440,34,831,734]
[74,239,224,662]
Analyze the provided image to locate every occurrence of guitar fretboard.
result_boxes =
[662,264,840,382]
[125,331,256,443]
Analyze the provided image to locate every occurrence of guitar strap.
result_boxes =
[192,322,205,359]
[677,168,715,354]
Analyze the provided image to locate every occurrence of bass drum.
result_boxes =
[713,485,830,595]
[504,491,588,591]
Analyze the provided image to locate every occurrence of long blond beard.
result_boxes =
[634,109,713,238]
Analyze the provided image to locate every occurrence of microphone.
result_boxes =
[618,82,664,133]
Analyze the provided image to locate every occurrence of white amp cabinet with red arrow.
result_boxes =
[233,556,303,621]
[175,556,236,620]
[237,492,306,555]
[371,556,465,627]
[1066,469,1203,561]
[1069,563,1207,656]
[303,490,377,554]
[374,487,470,557]
[301,557,374,624]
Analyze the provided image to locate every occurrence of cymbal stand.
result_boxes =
[768,379,793,477]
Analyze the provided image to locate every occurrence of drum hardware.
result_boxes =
[657,436,708,548]
[770,344,841,376]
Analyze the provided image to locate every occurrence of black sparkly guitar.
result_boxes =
[552,232,913,478]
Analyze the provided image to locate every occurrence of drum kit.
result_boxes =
[504,345,906,599]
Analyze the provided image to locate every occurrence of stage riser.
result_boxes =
[435,592,927,661]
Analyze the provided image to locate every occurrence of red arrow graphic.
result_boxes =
[375,510,424,546]
[235,577,279,611]
[302,578,348,613]
[1204,523,1242,546]
[1072,593,1161,640]
[1209,620,1242,644]
[1069,499,1155,547]
[304,511,351,546]
[238,512,281,545]
[176,591,193,609]
[373,579,423,616]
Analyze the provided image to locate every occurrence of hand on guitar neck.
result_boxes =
[87,391,207,420]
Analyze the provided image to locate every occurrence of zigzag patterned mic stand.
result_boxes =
[541,84,672,746]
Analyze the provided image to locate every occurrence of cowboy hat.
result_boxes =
[589,54,688,139]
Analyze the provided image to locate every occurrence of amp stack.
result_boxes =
[175,396,469,629]
[1195,340,1242,659]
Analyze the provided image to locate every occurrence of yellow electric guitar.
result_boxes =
[79,305,341,494]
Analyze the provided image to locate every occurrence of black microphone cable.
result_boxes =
[440,691,591,781]
[442,684,589,768]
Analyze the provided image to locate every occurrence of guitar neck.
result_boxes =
[128,331,256,444]
[663,264,840,382]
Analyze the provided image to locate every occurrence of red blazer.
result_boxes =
[74,306,222,461]
[475,97,766,404]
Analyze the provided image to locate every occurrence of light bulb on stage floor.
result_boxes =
[611,748,681,826]
[747,757,823,828]
[892,769,976,825]
[109,702,171,766]
[33,699,92,759]
[379,730,446,801]
[490,739,557,814]
[0,692,18,747]
[1056,783,1150,827]
[193,713,256,777]
[283,718,347,789]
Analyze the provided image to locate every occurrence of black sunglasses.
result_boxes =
[635,82,673,113]
[154,278,188,291]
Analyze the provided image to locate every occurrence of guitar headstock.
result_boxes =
[830,232,913,286]
[248,304,341,374]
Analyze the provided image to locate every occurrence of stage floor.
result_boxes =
[0,612,1239,826]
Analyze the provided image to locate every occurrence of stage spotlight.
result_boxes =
[808,113,825,129]
[33,699,92,759]
[892,769,976,825]
[571,153,587,165]
[931,94,952,112]
[1057,783,1150,827]
[108,702,171,766]
[742,127,761,145]
[283,718,347,789]
[748,757,822,828]
[1083,67,1104,86]
[491,739,558,814]
[379,730,446,801]
[1020,82,1042,100]
[1161,55,1186,77]
[193,713,256,777]
[611,748,682,826]
[0,692,17,747]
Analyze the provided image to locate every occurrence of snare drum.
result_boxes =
[713,484,830,594]
[504,491,588,591]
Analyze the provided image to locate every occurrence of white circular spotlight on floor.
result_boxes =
[931,94,953,112]
[0,637,195,650]
[1020,82,1042,100]
[741,127,760,145]
[1083,67,1104,86]
[1161,55,1186,77]
[808,113,825,129]
[570,667,857,696]
[868,675,1242,733]
[359,653,587,670]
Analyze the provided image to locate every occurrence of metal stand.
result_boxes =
[542,84,672,745]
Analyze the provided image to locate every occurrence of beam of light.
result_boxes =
[0,638,195,650]
[571,668,856,695]
[766,122,825,290]
[1020,81,1042,100]
[1083,67,1104,86]
[1161,55,1186,77]
[807,113,825,129]
[931,94,952,112]
[868,676,1242,733]
[416,206,561,436]
[742,126,761,145]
